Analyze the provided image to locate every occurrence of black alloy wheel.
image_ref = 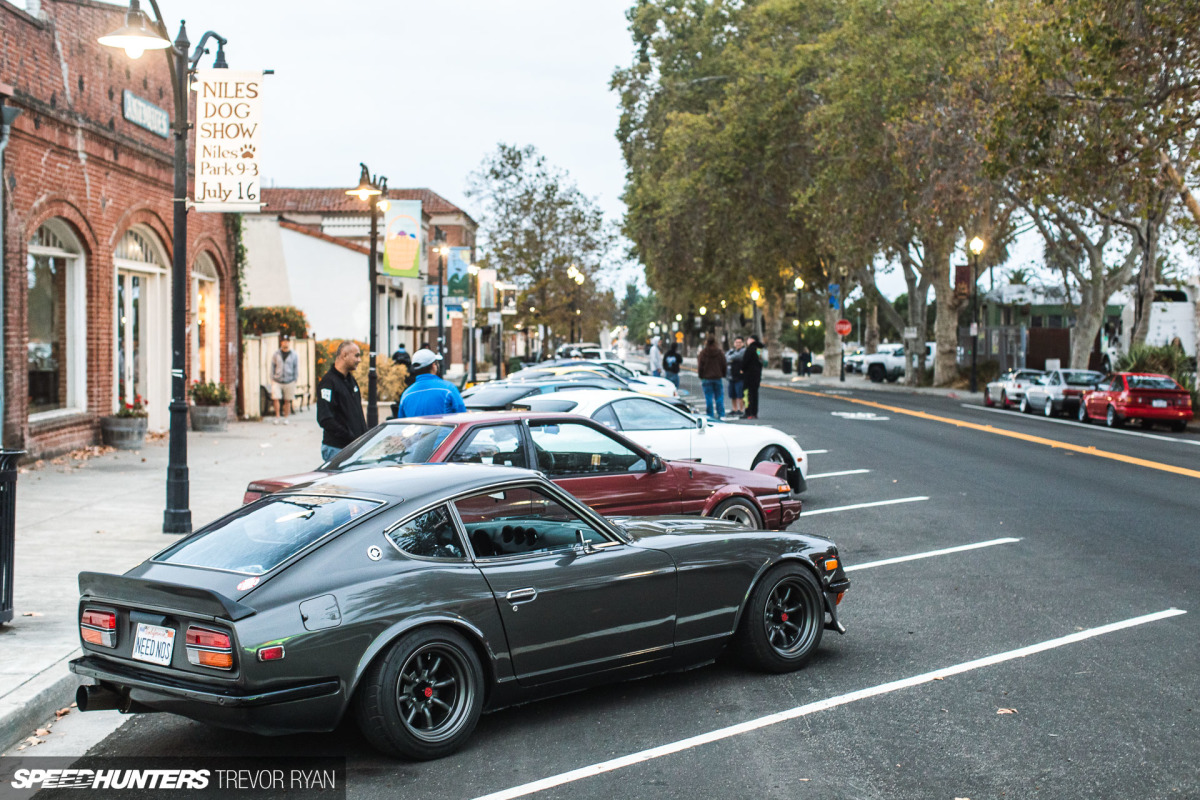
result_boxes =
[356,626,483,760]
[736,564,824,673]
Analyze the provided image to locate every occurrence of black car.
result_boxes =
[70,465,848,760]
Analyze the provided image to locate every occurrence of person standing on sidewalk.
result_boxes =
[317,341,366,462]
[649,336,664,377]
[270,335,299,425]
[662,342,683,389]
[398,349,467,417]
[726,336,746,417]
[391,342,412,368]
[742,336,764,419]
[697,337,727,420]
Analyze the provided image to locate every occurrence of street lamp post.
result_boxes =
[346,165,386,427]
[467,263,479,382]
[969,236,986,394]
[432,230,448,362]
[99,0,229,535]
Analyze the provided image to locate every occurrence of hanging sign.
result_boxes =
[382,200,422,278]
[193,69,264,212]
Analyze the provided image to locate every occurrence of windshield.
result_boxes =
[1063,371,1104,386]
[1127,375,1178,390]
[156,495,381,575]
[326,423,453,469]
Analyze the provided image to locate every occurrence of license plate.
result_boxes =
[1152,399,1167,408]
[132,623,176,666]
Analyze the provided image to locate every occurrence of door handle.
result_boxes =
[505,588,538,604]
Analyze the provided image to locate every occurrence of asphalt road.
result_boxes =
[33,377,1200,799]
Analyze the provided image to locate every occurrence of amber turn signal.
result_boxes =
[825,559,839,571]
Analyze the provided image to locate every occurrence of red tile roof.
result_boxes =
[262,187,475,223]
[277,220,371,255]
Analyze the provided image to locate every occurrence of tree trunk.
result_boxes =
[823,297,842,377]
[1129,217,1161,348]
[866,300,879,354]
[928,240,961,387]
[763,295,784,368]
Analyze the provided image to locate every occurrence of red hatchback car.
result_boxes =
[244,412,801,529]
[1078,372,1194,431]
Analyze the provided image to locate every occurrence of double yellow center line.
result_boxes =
[770,385,1200,480]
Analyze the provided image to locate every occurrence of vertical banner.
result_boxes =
[447,247,471,299]
[193,70,264,211]
[498,282,518,315]
[478,268,497,309]
[381,200,422,278]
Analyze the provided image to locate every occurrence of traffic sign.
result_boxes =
[835,319,852,336]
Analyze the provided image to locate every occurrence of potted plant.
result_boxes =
[100,395,148,450]
[188,380,232,432]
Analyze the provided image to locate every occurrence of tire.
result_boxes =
[1044,398,1055,417]
[735,564,824,673]
[1170,421,1187,433]
[1105,405,1124,428]
[984,387,994,407]
[712,497,763,529]
[866,363,885,383]
[356,626,484,761]
[1000,390,1009,408]
[1020,396,1030,414]
[886,372,900,383]
[1077,402,1090,423]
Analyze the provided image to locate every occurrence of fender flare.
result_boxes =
[701,486,768,521]
[729,554,828,636]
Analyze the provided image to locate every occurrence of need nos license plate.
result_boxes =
[132,622,176,666]
[1152,399,1168,408]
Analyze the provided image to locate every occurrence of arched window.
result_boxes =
[191,253,220,383]
[113,227,170,429]
[27,220,87,417]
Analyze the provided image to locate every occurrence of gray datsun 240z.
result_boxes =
[70,463,849,760]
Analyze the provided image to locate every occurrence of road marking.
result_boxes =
[832,411,889,420]
[473,608,1186,800]
[802,496,928,516]
[770,385,1200,481]
[845,538,1021,572]
[808,469,871,479]
[965,404,1200,447]
[807,449,829,454]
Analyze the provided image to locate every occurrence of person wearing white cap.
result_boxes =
[397,349,467,417]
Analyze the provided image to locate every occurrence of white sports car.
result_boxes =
[515,389,809,493]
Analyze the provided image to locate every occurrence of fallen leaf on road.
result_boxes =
[24,736,43,747]
[997,708,1018,715]
[22,612,43,617]
[933,676,944,681]
[56,707,71,718]
[70,702,77,708]
[35,728,50,736]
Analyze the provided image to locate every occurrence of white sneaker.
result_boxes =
[283,418,289,425]
[272,418,279,425]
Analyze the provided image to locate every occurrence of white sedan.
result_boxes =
[516,389,809,493]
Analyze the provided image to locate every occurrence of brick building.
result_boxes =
[1,0,237,458]
[246,188,477,370]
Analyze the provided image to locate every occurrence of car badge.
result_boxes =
[236,576,260,591]
[367,546,383,561]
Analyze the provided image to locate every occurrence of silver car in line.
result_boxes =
[984,368,1044,409]
[1021,369,1105,417]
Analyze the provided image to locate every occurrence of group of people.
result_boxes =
[299,340,465,463]
[649,333,764,420]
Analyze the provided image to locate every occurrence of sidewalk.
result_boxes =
[0,408,325,752]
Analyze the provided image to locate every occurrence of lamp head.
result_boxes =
[969,236,985,255]
[750,289,761,302]
[346,163,382,202]
[98,0,172,59]
[698,306,707,315]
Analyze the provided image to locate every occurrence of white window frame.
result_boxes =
[27,220,87,422]
[112,227,171,430]
[191,253,221,384]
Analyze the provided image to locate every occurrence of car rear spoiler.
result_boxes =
[753,461,804,493]
[78,572,256,621]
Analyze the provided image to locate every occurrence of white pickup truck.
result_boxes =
[860,342,935,382]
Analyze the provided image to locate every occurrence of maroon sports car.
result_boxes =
[245,412,801,529]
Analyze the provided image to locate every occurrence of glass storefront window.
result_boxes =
[27,222,84,417]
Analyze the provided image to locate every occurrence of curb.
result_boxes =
[0,649,83,754]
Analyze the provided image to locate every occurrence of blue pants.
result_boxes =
[665,371,680,388]
[321,444,341,463]
[702,379,725,419]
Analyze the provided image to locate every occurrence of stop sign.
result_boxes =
[835,319,852,336]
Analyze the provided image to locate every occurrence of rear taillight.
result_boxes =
[257,645,285,662]
[185,625,234,670]
[81,608,116,648]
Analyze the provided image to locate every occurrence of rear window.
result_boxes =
[1063,371,1104,386]
[514,398,580,412]
[1127,375,1179,390]
[327,423,453,468]
[463,385,535,408]
[157,495,381,575]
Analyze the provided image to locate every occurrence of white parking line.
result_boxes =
[473,608,1186,800]
[808,469,871,479]
[802,496,928,516]
[964,404,1200,446]
[807,449,829,454]
[845,538,1021,572]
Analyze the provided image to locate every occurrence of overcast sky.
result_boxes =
[151,0,643,287]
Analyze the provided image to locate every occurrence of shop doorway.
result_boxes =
[113,230,170,430]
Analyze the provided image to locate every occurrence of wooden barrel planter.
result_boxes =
[190,405,229,432]
[100,416,147,450]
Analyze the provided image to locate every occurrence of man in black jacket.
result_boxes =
[317,341,367,462]
[742,336,764,419]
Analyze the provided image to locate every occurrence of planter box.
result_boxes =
[190,405,229,432]
[100,416,147,450]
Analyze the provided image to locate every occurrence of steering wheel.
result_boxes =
[534,447,556,472]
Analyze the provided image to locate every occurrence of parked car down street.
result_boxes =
[1021,369,1105,417]
[244,412,802,529]
[71,464,848,760]
[1078,372,1194,431]
[984,368,1045,409]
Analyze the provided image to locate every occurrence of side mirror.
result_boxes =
[695,416,706,430]
[575,529,595,554]
[648,455,665,473]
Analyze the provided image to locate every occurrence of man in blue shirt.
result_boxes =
[397,349,467,417]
